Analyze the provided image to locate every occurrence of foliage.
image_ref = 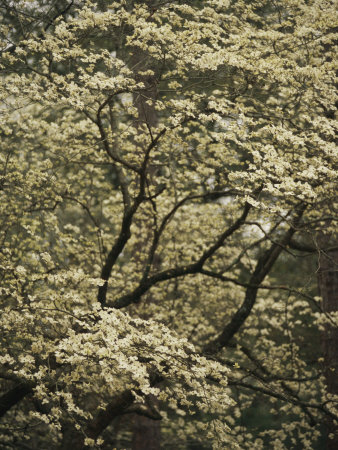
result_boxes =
[0,0,337,448]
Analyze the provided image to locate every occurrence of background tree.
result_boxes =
[0,1,337,449]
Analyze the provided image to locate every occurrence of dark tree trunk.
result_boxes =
[0,383,32,418]
[318,237,338,449]
[132,412,161,450]
[129,11,162,447]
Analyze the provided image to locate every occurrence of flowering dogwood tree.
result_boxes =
[0,1,337,448]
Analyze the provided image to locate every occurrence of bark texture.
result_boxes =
[318,237,338,449]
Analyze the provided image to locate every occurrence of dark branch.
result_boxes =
[85,390,134,440]
[200,269,323,312]
[204,204,306,353]
[228,379,338,422]
[0,1,75,55]
[289,239,338,254]
[97,128,166,306]
[0,383,32,419]
[112,201,252,308]
[44,1,74,32]
[141,189,239,283]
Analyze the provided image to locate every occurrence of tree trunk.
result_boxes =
[129,17,162,449]
[132,411,161,450]
[318,237,338,449]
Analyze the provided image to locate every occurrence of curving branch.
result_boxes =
[140,189,239,282]
[0,383,32,419]
[200,269,325,314]
[0,1,75,55]
[112,201,252,308]
[204,204,307,353]
[289,239,338,254]
[228,379,338,423]
[97,128,167,306]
